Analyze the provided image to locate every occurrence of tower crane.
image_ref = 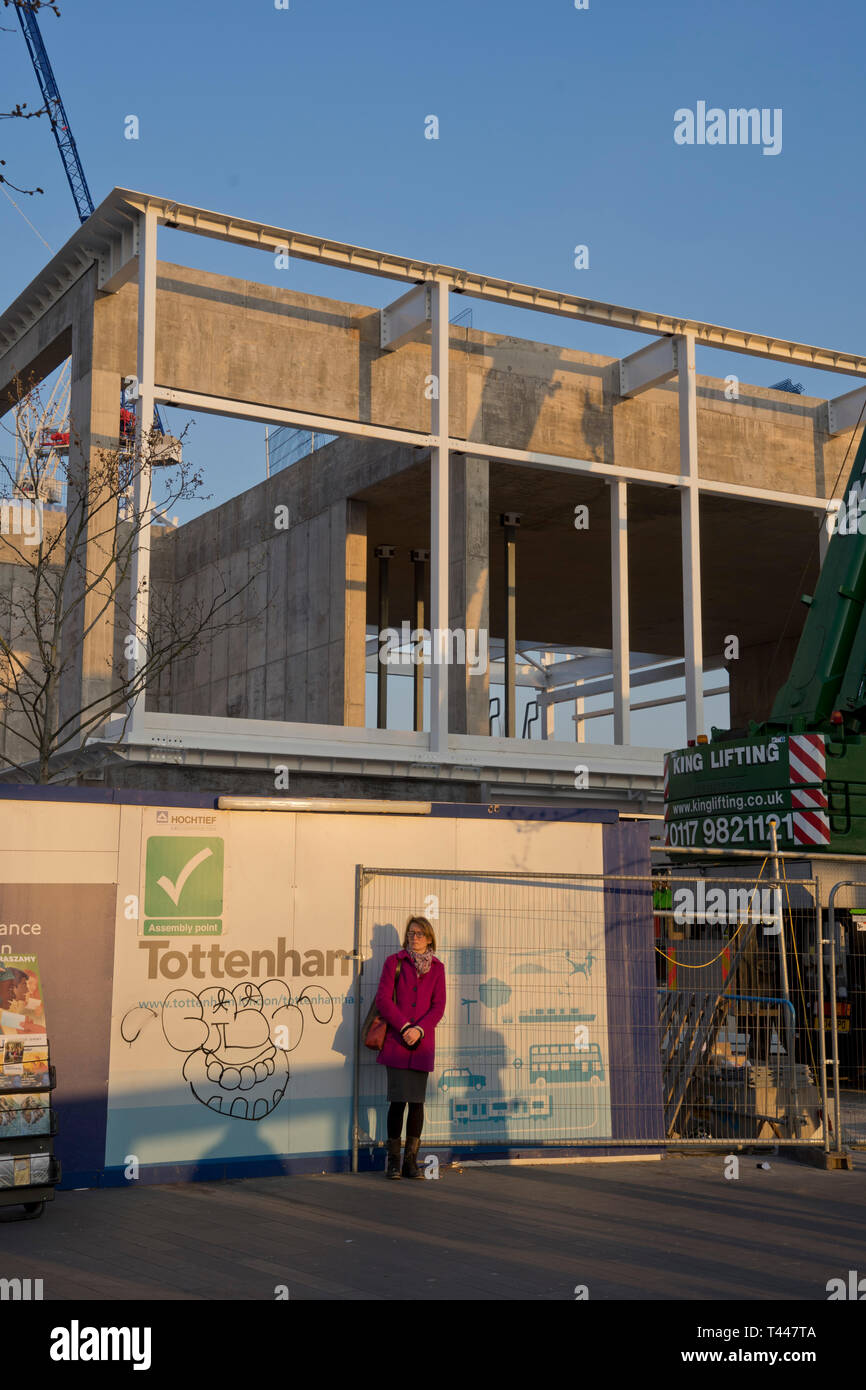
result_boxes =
[13,2,172,473]
[15,3,93,225]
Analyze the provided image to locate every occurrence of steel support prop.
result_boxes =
[375,545,394,730]
[501,513,520,739]
[128,206,157,730]
[815,897,830,1155]
[540,652,555,740]
[677,333,704,741]
[827,883,850,1154]
[430,280,450,753]
[411,548,428,733]
[769,820,797,1138]
[609,480,630,744]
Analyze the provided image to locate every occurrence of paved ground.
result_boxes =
[0,1154,863,1300]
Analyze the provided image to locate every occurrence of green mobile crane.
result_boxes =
[664,424,866,854]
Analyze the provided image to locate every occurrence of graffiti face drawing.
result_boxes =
[165,981,290,1120]
[122,978,334,1122]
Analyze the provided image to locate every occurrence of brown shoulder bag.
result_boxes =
[362,960,402,1051]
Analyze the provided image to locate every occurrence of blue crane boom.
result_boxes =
[15,3,94,223]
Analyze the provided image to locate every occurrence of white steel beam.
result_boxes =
[688,475,827,511]
[619,336,677,398]
[827,385,866,437]
[97,256,139,295]
[112,390,848,522]
[364,653,544,687]
[109,191,866,376]
[99,707,666,786]
[156,387,434,449]
[543,658,725,706]
[610,480,630,743]
[97,219,140,293]
[154,401,837,514]
[447,436,830,511]
[429,280,450,752]
[129,207,157,730]
[678,333,704,741]
[567,684,729,721]
[380,284,431,351]
[543,649,670,687]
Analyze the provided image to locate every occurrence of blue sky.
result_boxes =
[6,0,866,436]
[6,0,866,341]
[3,0,865,742]
[5,0,865,371]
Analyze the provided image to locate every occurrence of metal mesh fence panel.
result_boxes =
[654,866,828,1148]
[353,862,830,1164]
[354,869,625,1155]
[825,881,866,1149]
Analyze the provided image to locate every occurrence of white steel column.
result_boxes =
[574,689,585,742]
[609,480,630,744]
[430,279,450,752]
[541,652,555,739]
[129,207,157,727]
[677,333,704,740]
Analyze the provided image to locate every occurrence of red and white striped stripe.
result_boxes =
[792,809,831,845]
[791,785,828,811]
[788,735,829,844]
[788,733,826,785]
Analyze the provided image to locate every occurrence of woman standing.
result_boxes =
[375,916,446,1179]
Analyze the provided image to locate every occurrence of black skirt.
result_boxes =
[386,1067,429,1103]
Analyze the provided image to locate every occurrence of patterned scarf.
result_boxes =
[406,944,434,976]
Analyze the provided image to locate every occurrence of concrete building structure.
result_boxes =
[1,188,865,806]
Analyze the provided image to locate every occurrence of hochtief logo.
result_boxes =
[50,1321,151,1370]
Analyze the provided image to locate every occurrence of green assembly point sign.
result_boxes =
[143,836,224,935]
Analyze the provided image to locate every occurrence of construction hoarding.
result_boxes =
[0,793,662,1185]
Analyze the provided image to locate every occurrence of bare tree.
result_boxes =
[0,373,259,782]
[1,1,61,199]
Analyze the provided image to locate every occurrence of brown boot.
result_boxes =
[402,1136,423,1179]
[385,1138,402,1179]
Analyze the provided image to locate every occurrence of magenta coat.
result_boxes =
[375,950,446,1073]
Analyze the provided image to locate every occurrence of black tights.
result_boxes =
[387,1101,424,1141]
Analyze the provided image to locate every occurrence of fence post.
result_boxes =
[827,883,848,1155]
[768,821,797,1138]
[815,894,830,1156]
[351,866,364,1174]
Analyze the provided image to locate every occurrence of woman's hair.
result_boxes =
[403,916,436,952]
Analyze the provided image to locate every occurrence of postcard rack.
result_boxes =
[0,1036,60,1220]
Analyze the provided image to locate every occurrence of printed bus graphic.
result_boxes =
[529,1042,604,1085]
[450,1094,552,1125]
